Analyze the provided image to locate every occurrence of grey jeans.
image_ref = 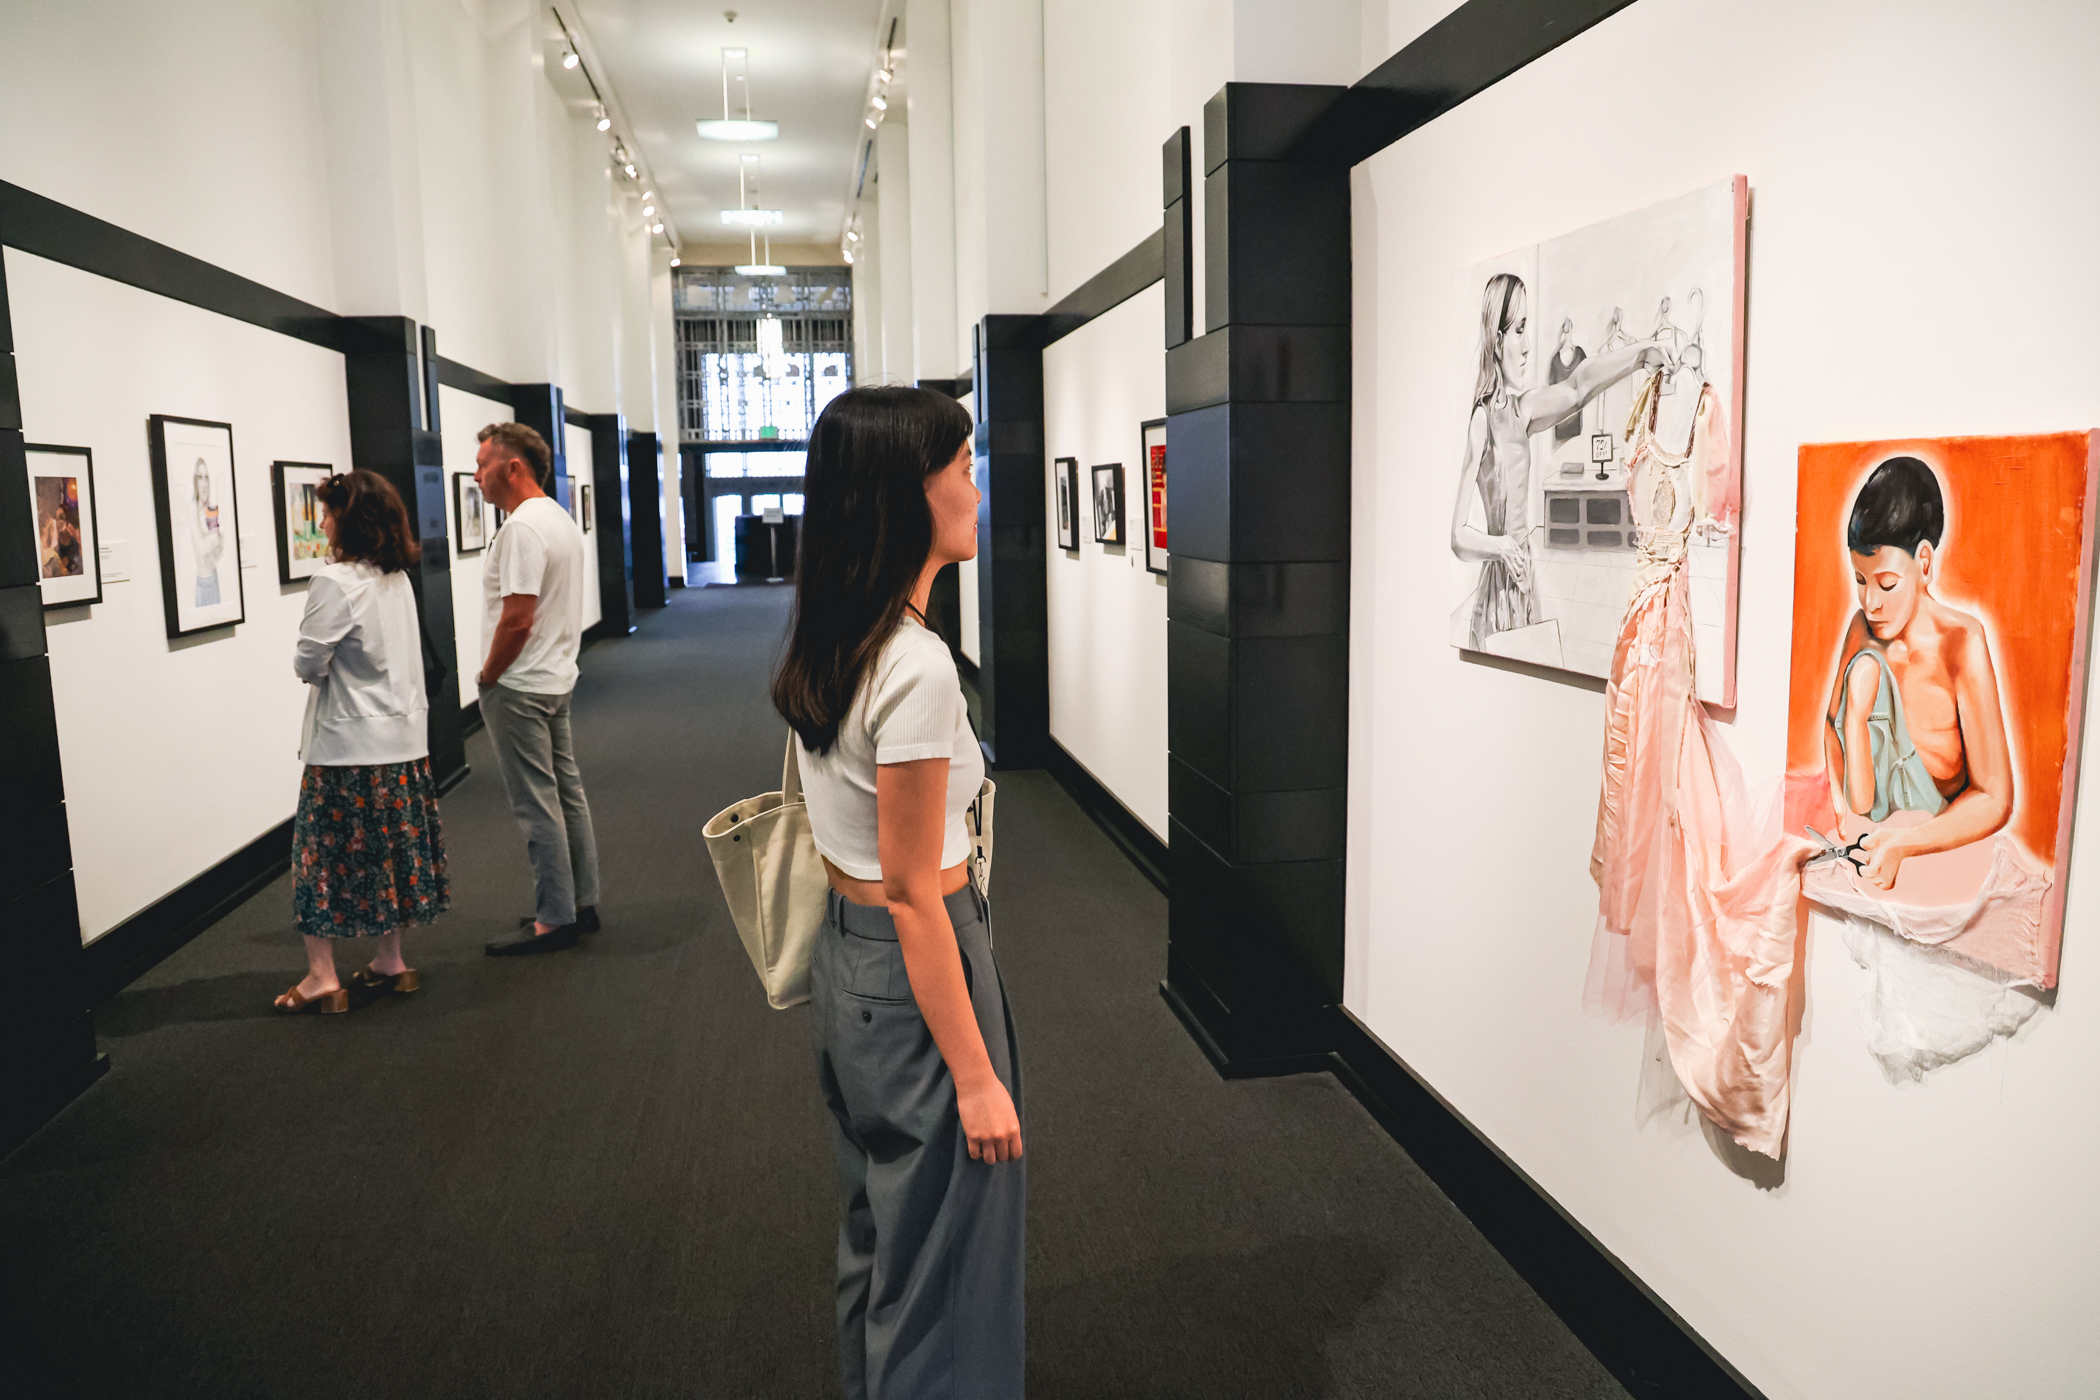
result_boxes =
[812,883,1025,1400]
[479,681,600,926]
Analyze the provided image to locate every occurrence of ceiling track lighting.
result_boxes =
[651,222,664,234]
[562,50,579,69]
[871,95,887,111]
[696,46,778,141]
[597,114,612,131]
[864,116,878,129]
[643,204,655,217]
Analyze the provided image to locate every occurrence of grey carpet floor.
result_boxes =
[0,585,1625,1399]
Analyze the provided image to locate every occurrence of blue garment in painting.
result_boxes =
[1831,646,1946,823]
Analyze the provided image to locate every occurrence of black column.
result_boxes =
[342,316,467,792]
[508,384,568,505]
[971,315,1049,768]
[586,413,635,637]
[1161,85,1352,1072]
[626,430,667,608]
[0,237,104,1154]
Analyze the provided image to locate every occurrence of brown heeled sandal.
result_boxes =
[351,966,421,994]
[275,983,350,1014]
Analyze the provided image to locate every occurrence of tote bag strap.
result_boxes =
[781,731,804,802]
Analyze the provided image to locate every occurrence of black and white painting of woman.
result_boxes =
[1449,271,1663,651]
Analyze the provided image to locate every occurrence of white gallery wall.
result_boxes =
[9,251,354,942]
[1,0,672,946]
[565,427,603,634]
[1042,286,1170,836]
[1347,1,2100,1396]
[438,386,515,695]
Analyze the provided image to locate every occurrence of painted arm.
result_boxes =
[1838,655,1880,815]
[878,757,1023,1164]
[1858,629,2016,889]
[1520,340,1662,436]
[478,592,538,687]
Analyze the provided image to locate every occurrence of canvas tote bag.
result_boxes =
[706,735,998,1010]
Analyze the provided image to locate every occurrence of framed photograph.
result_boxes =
[1091,463,1124,546]
[581,482,594,533]
[149,415,245,637]
[1141,419,1168,575]
[271,461,334,584]
[454,472,491,553]
[1054,456,1080,551]
[24,444,102,608]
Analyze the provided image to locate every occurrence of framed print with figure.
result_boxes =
[149,416,245,637]
[1054,457,1080,552]
[1141,419,1167,575]
[582,483,594,533]
[1091,463,1123,546]
[272,461,334,584]
[454,472,490,553]
[24,444,102,608]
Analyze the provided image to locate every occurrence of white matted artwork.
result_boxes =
[25,443,102,607]
[454,472,490,553]
[149,415,245,637]
[1446,176,1747,705]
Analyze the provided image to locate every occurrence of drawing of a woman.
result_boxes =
[1449,273,1665,649]
[192,457,225,607]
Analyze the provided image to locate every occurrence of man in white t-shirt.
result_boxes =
[472,422,602,955]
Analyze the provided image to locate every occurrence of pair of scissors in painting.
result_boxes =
[1803,826,1868,873]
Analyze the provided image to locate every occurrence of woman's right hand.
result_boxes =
[958,1074,1023,1164]
[1499,534,1532,591]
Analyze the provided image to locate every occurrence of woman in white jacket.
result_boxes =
[275,470,451,1013]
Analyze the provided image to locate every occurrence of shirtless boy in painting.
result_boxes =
[1823,456,2014,890]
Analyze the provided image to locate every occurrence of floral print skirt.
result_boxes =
[292,759,451,938]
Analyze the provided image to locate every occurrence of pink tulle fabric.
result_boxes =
[1589,374,1810,1160]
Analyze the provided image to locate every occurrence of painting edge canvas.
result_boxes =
[2043,429,2100,984]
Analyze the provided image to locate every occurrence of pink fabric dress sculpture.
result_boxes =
[1591,372,1811,1159]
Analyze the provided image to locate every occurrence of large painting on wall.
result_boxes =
[149,415,245,636]
[1785,432,2099,993]
[1447,176,1747,705]
[272,461,334,584]
[25,444,102,608]
[1142,419,1168,575]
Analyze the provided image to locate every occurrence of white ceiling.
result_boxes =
[571,0,885,253]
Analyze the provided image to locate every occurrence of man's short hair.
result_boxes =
[1847,455,1945,558]
[477,422,553,490]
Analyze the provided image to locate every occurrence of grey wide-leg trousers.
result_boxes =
[478,681,600,927]
[812,884,1025,1400]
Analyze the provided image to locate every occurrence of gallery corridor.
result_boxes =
[0,590,1620,1398]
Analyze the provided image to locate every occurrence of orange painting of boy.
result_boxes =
[1786,433,2099,988]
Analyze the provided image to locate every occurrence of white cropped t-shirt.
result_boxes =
[798,616,984,881]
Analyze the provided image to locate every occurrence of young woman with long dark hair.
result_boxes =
[774,385,1023,1399]
[275,469,449,1013]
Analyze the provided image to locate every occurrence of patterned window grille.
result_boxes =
[675,267,853,444]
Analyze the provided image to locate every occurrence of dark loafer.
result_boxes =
[485,922,581,957]
[514,905,599,935]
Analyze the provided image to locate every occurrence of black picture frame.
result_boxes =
[581,482,594,533]
[1054,456,1080,551]
[1091,463,1124,546]
[271,461,334,585]
[453,471,490,554]
[148,415,246,638]
[23,443,103,609]
[1140,418,1168,575]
